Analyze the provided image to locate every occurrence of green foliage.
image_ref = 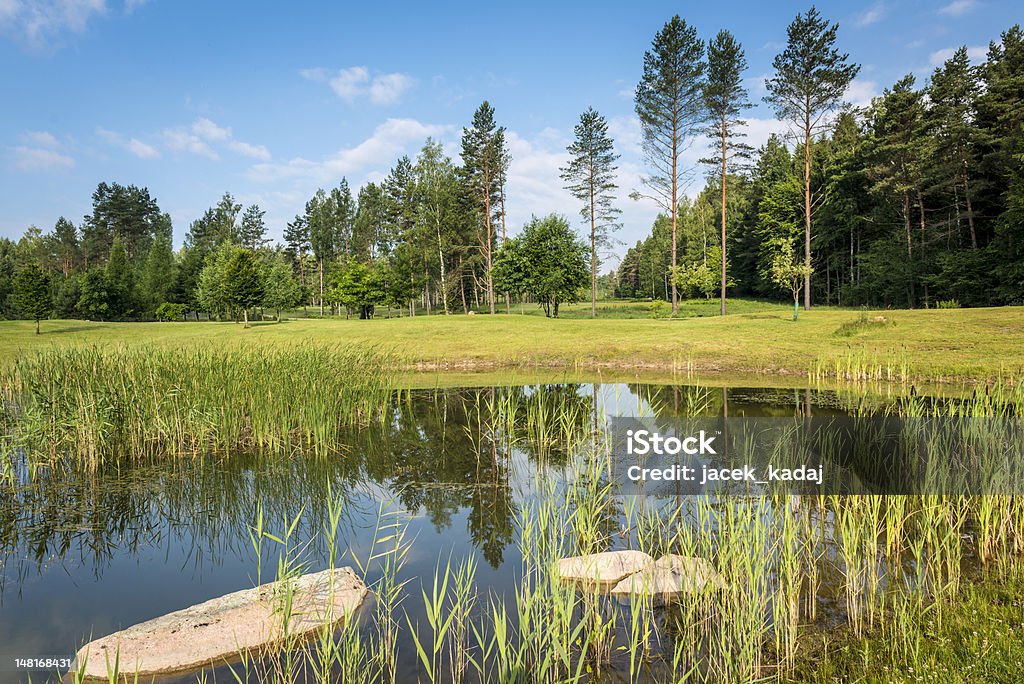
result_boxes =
[494,215,588,317]
[328,259,386,319]
[769,242,814,319]
[223,248,265,325]
[13,264,52,333]
[935,299,961,309]
[77,268,113,321]
[155,302,188,321]
[196,242,235,319]
[104,237,135,319]
[138,233,176,316]
[261,253,301,320]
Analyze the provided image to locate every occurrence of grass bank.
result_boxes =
[2,303,1023,383]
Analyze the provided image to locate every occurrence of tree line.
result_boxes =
[3,8,1023,330]
[618,13,1024,312]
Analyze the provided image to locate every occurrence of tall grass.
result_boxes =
[1,346,395,467]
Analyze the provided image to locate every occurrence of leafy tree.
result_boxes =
[560,107,621,317]
[306,189,334,315]
[415,139,464,315]
[769,241,814,320]
[704,29,752,315]
[512,215,588,317]
[329,259,385,319]
[353,183,385,263]
[223,248,265,328]
[51,217,80,277]
[491,239,530,306]
[196,242,235,319]
[766,6,860,310]
[14,264,52,334]
[77,269,112,321]
[80,182,162,264]
[261,253,301,321]
[633,15,706,316]
[155,302,188,321]
[671,257,718,299]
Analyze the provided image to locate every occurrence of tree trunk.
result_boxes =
[670,118,679,316]
[962,164,977,249]
[720,111,728,317]
[590,156,597,318]
[917,189,928,306]
[318,260,324,316]
[903,191,915,308]
[242,307,249,328]
[35,318,40,335]
[803,106,812,311]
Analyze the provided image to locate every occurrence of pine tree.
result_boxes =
[239,204,268,250]
[766,6,860,310]
[633,15,706,315]
[560,107,621,317]
[461,101,506,314]
[704,29,752,315]
[14,264,52,334]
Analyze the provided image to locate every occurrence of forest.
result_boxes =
[1,10,1023,324]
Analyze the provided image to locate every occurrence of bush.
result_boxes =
[155,302,188,322]
[648,300,672,319]
[935,299,961,309]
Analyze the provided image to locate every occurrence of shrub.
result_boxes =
[155,302,188,322]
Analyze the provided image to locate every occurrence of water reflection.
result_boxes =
[0,382,872,678]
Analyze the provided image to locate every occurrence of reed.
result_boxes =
[1,345,395,468]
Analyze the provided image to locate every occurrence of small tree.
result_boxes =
[77,269,112,321]
[223,248,265,327]
[770,243,814,320]
[14,264,52,334]
[261,253,301,322]
[512,215,589,318]
[491,239,530,310]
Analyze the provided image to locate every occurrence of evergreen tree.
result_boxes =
[560,107,621,317]
[139,232,176,315]
[239,204,268,250]
[461,101,506,314]
[703,29,752,315]
[766,6,860,310]
[14,264,52,334]
[105,237,134,318]
[261,252,300,321]
[633,15,706,316]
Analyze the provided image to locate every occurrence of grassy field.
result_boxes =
[1,300,1023,383]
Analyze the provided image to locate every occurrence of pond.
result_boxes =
[0,381,1010,682]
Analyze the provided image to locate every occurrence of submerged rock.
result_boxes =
[71,567,368,679]
[556,550,654,589]
[609,554,724,604]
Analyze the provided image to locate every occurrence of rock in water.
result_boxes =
[609,555,724,604]
[71,567,369,679]
[555,550,654,589]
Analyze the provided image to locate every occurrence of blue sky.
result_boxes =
[1,0,1019,261]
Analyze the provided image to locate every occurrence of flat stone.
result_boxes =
[72,567,368,679]
[556,550,654,589]
[609,555,724,604]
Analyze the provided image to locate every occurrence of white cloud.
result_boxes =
[368,72,414,105]
[855,2,885,27]
[928,45,987,67]
[162,128,218,159]
[302,65,415,105]
[938,0,978,16]
[12,145,74,170]
[21,130,58,147]
[97,126,160,159]
[0,1,146,48]
[227,140,271,160]
[248,117,451,185]
[844,78,879,109]
[160,118,270,160]
[191,117,230,142]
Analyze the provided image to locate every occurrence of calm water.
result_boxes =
[0,383,876,683]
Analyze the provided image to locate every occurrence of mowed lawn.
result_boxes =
[1,303,1022,382]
